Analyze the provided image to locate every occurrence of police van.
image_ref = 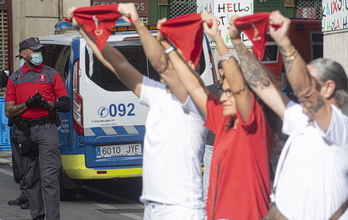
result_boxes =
[34,21,216,200]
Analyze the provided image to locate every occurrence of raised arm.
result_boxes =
[156,21,209,114]
[203,13,252,123]
[118,4,188,103]
[118,4,167,74]
[269,11,331,129]
[66,7,143,97]
[229,14,289,121]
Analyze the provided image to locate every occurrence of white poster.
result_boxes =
[197,0,254,46]
[197,0,214,14]
[322,0,348,32]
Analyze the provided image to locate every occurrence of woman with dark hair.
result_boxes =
[158,12,274,220]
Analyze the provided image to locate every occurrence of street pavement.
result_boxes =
[0,150,144,220]
[0,137,285,220]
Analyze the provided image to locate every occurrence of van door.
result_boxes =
[78,38,151,169]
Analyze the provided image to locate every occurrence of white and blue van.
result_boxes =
[35,22,216,200]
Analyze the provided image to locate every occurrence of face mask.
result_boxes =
[19,59,25,67]
[28,52,43,66]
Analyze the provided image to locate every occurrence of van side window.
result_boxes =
[261,34,279,63]
[85,39,207,92]
[86,40,160,92]
[311,31,323,60]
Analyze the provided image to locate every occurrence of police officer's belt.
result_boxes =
[14,115,55,128]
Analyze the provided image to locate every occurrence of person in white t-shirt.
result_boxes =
[67,4,207,220]
[229,11,348,219]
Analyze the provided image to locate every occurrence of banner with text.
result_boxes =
[197,0,253,46]
[322,0,348,32]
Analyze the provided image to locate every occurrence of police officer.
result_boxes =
[5,37,70,220]
[7,55,30,210]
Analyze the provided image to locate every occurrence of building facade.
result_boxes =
[9,0,171,71]
[321,0,348,74]
[4,0,347,74]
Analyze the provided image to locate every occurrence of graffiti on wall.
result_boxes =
[322,0,348,31]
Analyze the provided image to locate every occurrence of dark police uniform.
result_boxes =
[5,63,68,220]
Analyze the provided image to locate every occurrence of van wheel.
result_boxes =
[12,154,20,183]
[60,168,80,201]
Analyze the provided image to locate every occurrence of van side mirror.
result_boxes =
[3,69,10,77]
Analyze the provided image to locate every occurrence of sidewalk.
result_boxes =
[0,150,12,166]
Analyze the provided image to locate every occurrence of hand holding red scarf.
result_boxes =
[159,13,204,69]
[67,4,122,51]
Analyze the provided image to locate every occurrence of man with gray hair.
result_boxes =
[229,10,348,219]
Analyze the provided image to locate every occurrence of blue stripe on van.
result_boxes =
[113,126,128,135]
[134,125,146,134]
[84,125,145,137]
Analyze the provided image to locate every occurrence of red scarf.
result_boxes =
[234,13,271,61]
[71,5,122,51]
[160,13,204,68]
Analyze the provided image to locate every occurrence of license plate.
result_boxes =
[96,144,142,158]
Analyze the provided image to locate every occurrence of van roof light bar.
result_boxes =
[54,21,75,34]
[113,18,157,33]
[112,25,157,33]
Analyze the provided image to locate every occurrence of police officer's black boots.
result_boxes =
[8,196,29,209]
[20,201,29,209]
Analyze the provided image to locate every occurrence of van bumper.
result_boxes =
[61,154,143,179]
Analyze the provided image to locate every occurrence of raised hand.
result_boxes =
[66,7,83,31]
[156,18,167,30]
[229,15,242,40]
[118,3,139,26]
[269,10,291,47]
[156,18,168,42]
[201,12,220,40]
[66,7,75,21]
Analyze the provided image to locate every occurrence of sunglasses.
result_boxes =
[219,84,233,98]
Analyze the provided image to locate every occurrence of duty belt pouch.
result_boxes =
[19,139,31,156]
[12,136,21,154]
[15,127,39,158]
[48,110,61,127]
[263,203,288,220]
[55,112,61,127]
[19,139,39,157]
[13,117,30,135]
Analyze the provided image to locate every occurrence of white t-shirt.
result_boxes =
[139,76,207,209]
[274,101,348,219]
